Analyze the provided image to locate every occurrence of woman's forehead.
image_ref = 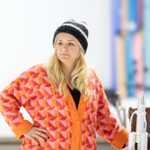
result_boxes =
[55,33,77,41]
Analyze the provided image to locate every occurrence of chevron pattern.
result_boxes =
[0,65,125,150]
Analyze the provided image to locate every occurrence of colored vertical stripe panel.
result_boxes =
[143,0,150,96]
[133,31,144,98]
[137,0,143,29]
[121,0,129,35]
[128,0,138,32]
[125,33,135,97]
[124,0,138,97]
[111,0,121,92]
[115,35,127,98]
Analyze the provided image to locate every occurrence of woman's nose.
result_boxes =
[62,43,68,50]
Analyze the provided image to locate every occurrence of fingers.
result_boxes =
[24,132,39,146]
[24,127,49,146]
[28,136,39,146]
[32,127,49,140]
[33,127,47,133]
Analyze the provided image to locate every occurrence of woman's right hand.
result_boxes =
[23,127,49,146]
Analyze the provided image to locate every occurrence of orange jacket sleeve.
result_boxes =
[94,72,128,149]
[0,68,36,139]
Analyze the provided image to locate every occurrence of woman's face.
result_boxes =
[54,33,81,67]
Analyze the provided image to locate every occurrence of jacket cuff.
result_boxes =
[111,128,128,149]
[13,120,33,139]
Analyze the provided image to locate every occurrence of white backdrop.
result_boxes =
[0,0,111,137]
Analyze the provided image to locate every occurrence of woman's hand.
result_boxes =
[23,127,49,146]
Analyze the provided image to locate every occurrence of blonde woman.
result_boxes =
[0,20,128,149]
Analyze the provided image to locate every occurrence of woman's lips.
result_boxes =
[61,54,69,57]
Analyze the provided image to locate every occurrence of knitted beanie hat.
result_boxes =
[53,20,88,53]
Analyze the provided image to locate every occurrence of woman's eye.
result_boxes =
[57,42,63,45]
[68,43,74,46]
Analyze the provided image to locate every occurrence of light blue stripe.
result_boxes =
[143,0,150,96]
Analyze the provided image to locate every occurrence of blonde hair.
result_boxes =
[44,48,91,100]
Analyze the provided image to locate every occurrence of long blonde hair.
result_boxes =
[44,48,91,99]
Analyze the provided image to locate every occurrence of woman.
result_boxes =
[0,20,128,150]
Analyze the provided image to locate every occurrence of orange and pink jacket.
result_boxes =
[0,65,128,150]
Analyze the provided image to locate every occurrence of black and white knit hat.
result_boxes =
[53,20,88,53]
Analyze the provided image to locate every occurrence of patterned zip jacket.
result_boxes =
[0,65,128,150]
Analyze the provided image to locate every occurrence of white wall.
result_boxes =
[0,0,111,137]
